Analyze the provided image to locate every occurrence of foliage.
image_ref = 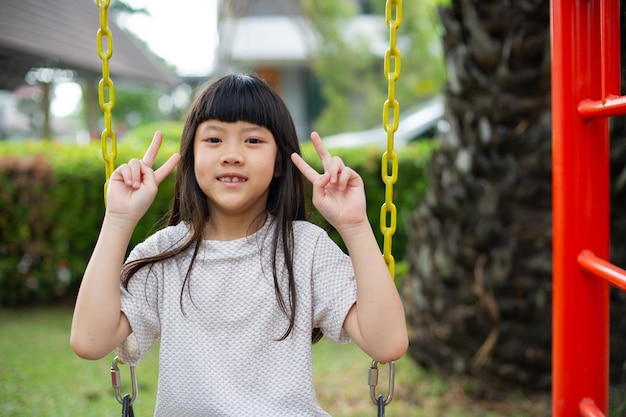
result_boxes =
[0,131,434,305]
[302,0,447,136]
[0,138,178,306]
[367,0,449,98]
[303,140,435,276]
[120,120,186,147]
[111,86,167,128]
[302,0,384,135]
[110,0,149,16]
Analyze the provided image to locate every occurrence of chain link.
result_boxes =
[381,0,402,278]
[97,0,117,201]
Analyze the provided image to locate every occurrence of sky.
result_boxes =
[119,0,219,77]
[52,0,218,117]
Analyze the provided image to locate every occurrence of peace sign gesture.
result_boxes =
[291,132,367,232]
[106,131,180,226]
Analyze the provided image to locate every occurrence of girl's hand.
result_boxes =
[291,132,367,231]
[106,131,180,226]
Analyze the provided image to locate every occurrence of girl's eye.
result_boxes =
[205,137,221,143]
[246,137,262,144]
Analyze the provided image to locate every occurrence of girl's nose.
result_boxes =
[220,147,243,165]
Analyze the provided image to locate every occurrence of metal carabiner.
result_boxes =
[368,360,395,406]
[111,356,138,405]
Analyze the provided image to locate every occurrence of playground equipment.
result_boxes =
[95,0,626,415]
[551,0,625,416]
[95,1,401,416]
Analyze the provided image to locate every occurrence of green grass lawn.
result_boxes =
[0,308,549,416]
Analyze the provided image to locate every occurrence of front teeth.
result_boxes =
[219,177,245,183]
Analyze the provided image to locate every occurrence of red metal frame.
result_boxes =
[551,0,623,416]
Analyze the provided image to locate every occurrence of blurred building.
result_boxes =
[215,0,385,139]
[0,0,179,140]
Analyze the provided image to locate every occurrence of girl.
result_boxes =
[71,74,408,416]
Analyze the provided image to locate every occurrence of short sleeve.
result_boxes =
[310,233,357,344]
[115,245,162,366]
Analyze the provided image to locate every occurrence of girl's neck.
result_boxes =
[202,211,267,241]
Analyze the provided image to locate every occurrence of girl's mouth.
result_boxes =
[218,176,247,183]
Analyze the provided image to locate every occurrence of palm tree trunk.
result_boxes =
[403,0,626,395]
[403,0,553,391]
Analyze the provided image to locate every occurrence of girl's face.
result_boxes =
[193,119,279,220]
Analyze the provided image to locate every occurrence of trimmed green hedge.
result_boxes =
[305,142,434,277]
[0,125,434,305]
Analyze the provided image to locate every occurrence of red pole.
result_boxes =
[551,0,610,415]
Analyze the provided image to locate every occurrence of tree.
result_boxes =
[402,0,626,395]
[302,0,446,135]
[402,0,553,391]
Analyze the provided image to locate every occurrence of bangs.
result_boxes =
[198,74,279,131]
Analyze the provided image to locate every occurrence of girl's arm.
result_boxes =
[70,132,180,360]
[291,132,408,363]
[70,214,135,360]
[337,222,408,363]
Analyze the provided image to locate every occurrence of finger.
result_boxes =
[128,158,142,189]
[290,152,320,184]
[142,131,163,168]
[113,163,132,187]
[310,131,332,170]
[336,166,356,191]
[327,156,346,184]
[154,153,181,185]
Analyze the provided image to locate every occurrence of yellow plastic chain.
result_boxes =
[381,0,402,278]
[96,2,137,407]
[368,1,402,411]
[97,0,117,201]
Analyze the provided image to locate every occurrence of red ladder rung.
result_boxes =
[580,398,607,417]
[578,250,626,292]
[578,95,626,119]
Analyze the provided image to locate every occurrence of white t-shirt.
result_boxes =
[116,217,357,416]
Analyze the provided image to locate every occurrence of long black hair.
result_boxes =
[122,74,314,341]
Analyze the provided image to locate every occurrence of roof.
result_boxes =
[0,0,180,90]
[217,15,386,67]
[219,16,316,66]
[219,0,303,17]
[322,95,445,149]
